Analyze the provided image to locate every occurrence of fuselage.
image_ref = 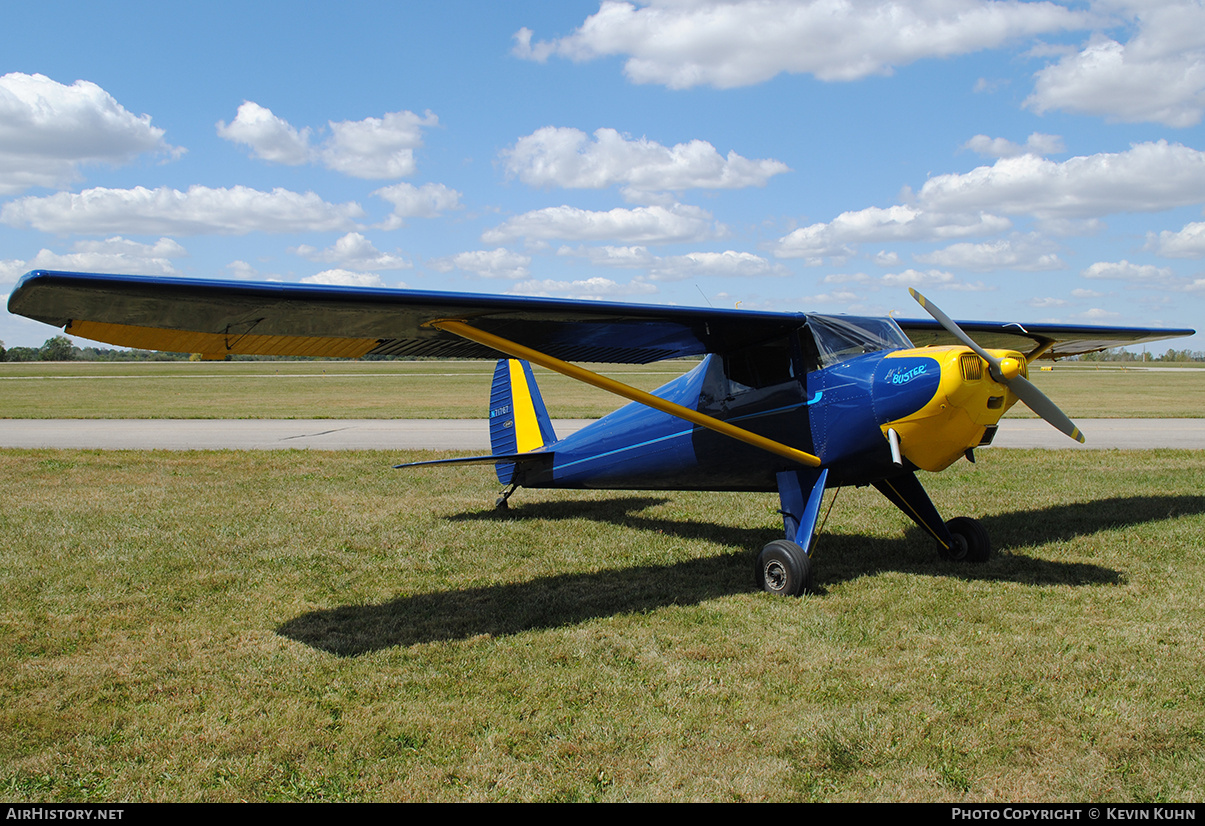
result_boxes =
[514,316,1025,492]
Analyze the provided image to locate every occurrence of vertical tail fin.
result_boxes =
[489,359,557,484]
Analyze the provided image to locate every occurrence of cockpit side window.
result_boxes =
[807,315,913,368]
[724,337,794,392]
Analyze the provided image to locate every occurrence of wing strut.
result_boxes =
[429,319,822,468]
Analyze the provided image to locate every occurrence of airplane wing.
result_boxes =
[8,270,1195,363]
[894,318,1194,360]
[8,270,805,363]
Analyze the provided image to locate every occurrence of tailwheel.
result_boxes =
[495,483,518,511]
[942,517,991,563]
[755,539,812,597]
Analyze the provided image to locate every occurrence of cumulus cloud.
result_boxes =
[514,0,1090,88]
[774,141,1205,263]
[1147,221,1205,258]
[218,101,438,178]
[918,141,1205,219]
[1025,296,1069,308]
[300,269,390,288]
[1075,307,1123,321]
[878,268,991,291]
[557,244,785,279]
[430,248,532,279]
[508,276,658,300]
[1081,259,1174,282]
[1,185,364,235]
[0,72,181,195]
[0,237,186,284]
[323,110,439,179]
[773,205,1010,261]
[372,182,462,228]
[963,132,1064,158]
[482,203,720,245]
[216,101,311,165]
[291,232,411,271]
[914,237,1064,271]
[502,126,789,196]
[1027,2,1205,127]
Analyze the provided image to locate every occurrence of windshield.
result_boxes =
[809,314,913,368]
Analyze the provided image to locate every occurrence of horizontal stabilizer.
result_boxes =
[393,450,553,470]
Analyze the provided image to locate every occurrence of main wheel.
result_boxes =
[943,517,991,563]
[755,539,812,596]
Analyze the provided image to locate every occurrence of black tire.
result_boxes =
[944,517,991,563]
[755,539,812,596]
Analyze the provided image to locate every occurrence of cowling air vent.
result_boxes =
[960,353,984,381]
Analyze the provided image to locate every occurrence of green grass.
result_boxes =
[1,359,1201,418]
[1003,364,1205,419]
[0,360,693,419]
[2,448,1203,801]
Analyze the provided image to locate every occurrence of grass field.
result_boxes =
[2,448,1203,802]
[0,359,1202,419]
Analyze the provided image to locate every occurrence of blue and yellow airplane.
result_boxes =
[9,270,1195,595]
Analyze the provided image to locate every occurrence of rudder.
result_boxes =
[489,359,557,484]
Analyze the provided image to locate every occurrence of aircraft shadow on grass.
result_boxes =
[277,493,1204,657]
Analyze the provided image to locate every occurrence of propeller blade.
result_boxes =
[908,288,1003,375]
[1004,374,1085,443]
[909,288,1085,444]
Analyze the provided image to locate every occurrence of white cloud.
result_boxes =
[1027,3,1205,127]
[372,182,462,228]
[482,203,720,245]
[556,244,784,279]
[508,276,658,300]
[226,260,262,280]
[1,185,364,235]
[557,244,657,268]
[773,204,1010,261]
[322,110,438,179]
[1025,296,1069,308]
[648,250,785,281]
[879,268,991,291]
[774,141,1205,263]
[502,126,788,196]
[430,248,532,279]
[218,101,438,178]
[918,141,1205,219]
[216,101,312,165]
[963,132,1064,158]
[0,237,186,284]
[1147,221,1205,258]
[915,237,1064,271]
[300,269,389,288]
[515,0,1090,88]
[1081,259,1173,282]
[291,232,411,271]
[1076,307,1123,321]
[0,72,181,195]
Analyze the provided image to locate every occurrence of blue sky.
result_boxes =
[2,0,1202,351]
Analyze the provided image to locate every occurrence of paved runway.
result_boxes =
[1,418,1202,450]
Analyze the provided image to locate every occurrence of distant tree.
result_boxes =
[39,335,76,361]
[5,347,39,362]
[0,339,6,362]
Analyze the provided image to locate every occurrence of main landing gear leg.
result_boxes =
[755,468,829,596]
[872,472,991,563]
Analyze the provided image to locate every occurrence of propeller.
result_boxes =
[909,288,1085,444]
